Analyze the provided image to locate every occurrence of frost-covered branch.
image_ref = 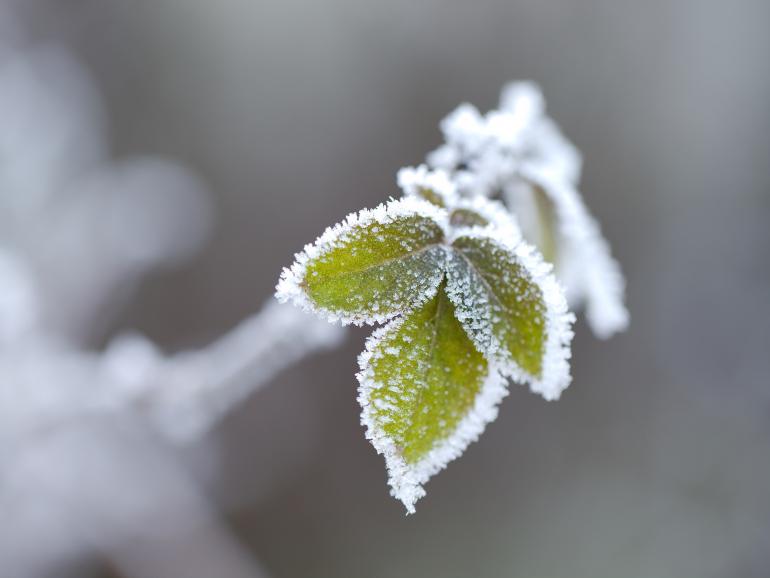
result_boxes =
[428,82,629,337]
[104,300,343,443]
[276,81,628,512]
[0,27,342,578]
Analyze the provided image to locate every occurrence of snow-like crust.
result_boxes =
[518,162,628,338]
[272,80,629,512]
[427,80,627,338]
[398,164,525,245]
[449,195,522,243]
[352,201,573,512]
[397,164,458,206]
[499,81,582,184]
[427,81,581,194]
[275,196,449,326]
[446,228,574,401]
[499,81,545,123]
[357,320,508,513]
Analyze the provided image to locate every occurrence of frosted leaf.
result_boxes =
[499,81,582,185]
[504,178,559,264]
[277,170,577,509]
[398,164,522,241]
[448,207,490,228]
[397,165,457,207]
[445,231,574,400]
[513,163,629,337]
[428,109,518,198]
[527,116,583,186]
[276,197,449,325]
[449,195,522,242]
[426,80,627,338]
[498,81,545,128]
[269,81,633,511]
[357,281,506,513]
[427,81,578,198]
[425,143,458,172]
[438,103,488,160]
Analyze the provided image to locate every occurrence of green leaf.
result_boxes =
[397,165,456,208]
[446,234,549,379]
[276,199,448,324]
[358,280,506,512]
[517,166,629,338]
[415,186,447,207]
[530,181,559,265]
[449,207,490,228]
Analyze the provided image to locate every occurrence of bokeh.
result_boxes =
[2,1,769,577]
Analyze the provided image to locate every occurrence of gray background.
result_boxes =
[14,0,770,576]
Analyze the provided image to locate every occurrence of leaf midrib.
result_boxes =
[307,242,443,286]
[402,281,447,461]
[453,245,506,314]
[453,241,544,376]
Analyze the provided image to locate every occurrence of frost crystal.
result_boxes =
[427,81,629,337]
[275,80,627,512]
[277,163,575,512]
[276,197,449,326]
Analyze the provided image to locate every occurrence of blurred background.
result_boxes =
[1,0,769,577]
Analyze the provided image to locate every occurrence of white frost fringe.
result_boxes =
[275,196,448,326]
[357,320,509,513]
[354,224,573,513]
[272,80,628,512]
[519,162,628,338]
[397,164,458,205]
[448,228,575,401]
[427,80,628,338]
[400,164,524,243]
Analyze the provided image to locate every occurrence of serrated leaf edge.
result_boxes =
[446,228,575,401]
[397,164,458,207]
[356,317,508,514]
[448,195,523,243]
[275,197,449,326]
[518,162,628,338]
[399,164,524,244]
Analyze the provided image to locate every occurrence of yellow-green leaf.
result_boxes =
[446,234,573,399]
[358,281,506,512]
[276,199,448,325]
[449,207,490,228]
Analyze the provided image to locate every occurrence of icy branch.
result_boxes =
[0,29,343,578]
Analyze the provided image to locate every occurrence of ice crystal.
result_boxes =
[277,168,573,511]
[276,197,449,326]
[277,80,627,511]
[357,285,507,512]
[427,81,628,337]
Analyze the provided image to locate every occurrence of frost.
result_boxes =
[397,164,458,207]
[276,196,449,325]
[515,162,629,338]
[399,164,522,242]
[277,150,582,511]
[357,287,508,513]
[104,300,345,442]
[446,230,574,400]
[275,167,577,512]
[427,81,628,337]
